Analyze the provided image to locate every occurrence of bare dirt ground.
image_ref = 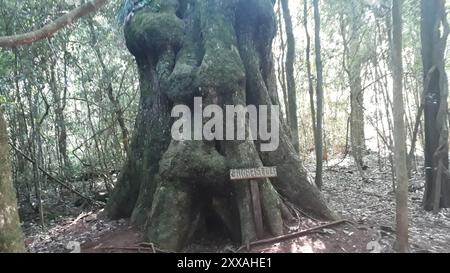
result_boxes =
[24,154,450,253]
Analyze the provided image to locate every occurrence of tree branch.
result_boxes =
[0,0,108,48]
[237,219,353,252]
[9,142,97,204]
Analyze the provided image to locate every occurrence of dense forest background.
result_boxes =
[0,0,135,214]
[1,0,450,253]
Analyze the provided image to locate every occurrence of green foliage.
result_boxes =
[0,0,139,205]
[275,0,429,156]
[0,96,7,106]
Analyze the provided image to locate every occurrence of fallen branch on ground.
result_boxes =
[93,244,172,253]
[237,219,354,252]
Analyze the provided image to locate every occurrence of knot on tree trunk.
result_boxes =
[125,9,184,58]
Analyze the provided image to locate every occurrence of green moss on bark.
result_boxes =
[108,0,336,252]
[145,141,227,250]
[106,57,172,221]
[197,1,246,95]
[125,10,184,58]
[159,141,227,185]
[0,111,25,253]
[145,175,198,251]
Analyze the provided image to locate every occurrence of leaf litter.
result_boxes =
[23,153,450,253]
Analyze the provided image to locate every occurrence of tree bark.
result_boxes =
[303,0,317,145]
[391,0,409,253]
[0,110,25,252]
[421,0,450,211]
[106,0,335,251]
[275,1,289,121]
[313,0,324,190]
[49,51,70,177]
[280,0,299,152]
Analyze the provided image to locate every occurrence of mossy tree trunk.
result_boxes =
[0,110,25,252]
[106,0,335,251]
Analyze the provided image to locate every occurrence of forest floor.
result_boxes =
[23,153,450,253]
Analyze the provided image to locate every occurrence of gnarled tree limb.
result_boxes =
[0,0,108,48]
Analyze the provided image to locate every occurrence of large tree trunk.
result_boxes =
[0,110,25,252]
[421,0,450,211]
[106,0,335,252]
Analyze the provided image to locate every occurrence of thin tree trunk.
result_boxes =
[280,0,299,152]
[26,77,45,229]
[304,0,317,147]
[378,61,396,189]
[49,50,70,178]
[313,0,324,190]
[82,85,113,193]
[372,34,383,171]
[391,0,409,253]
[276,0,289,120]
[12,49,30,202]
[338,5,365,174]
[408,96,424,176]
